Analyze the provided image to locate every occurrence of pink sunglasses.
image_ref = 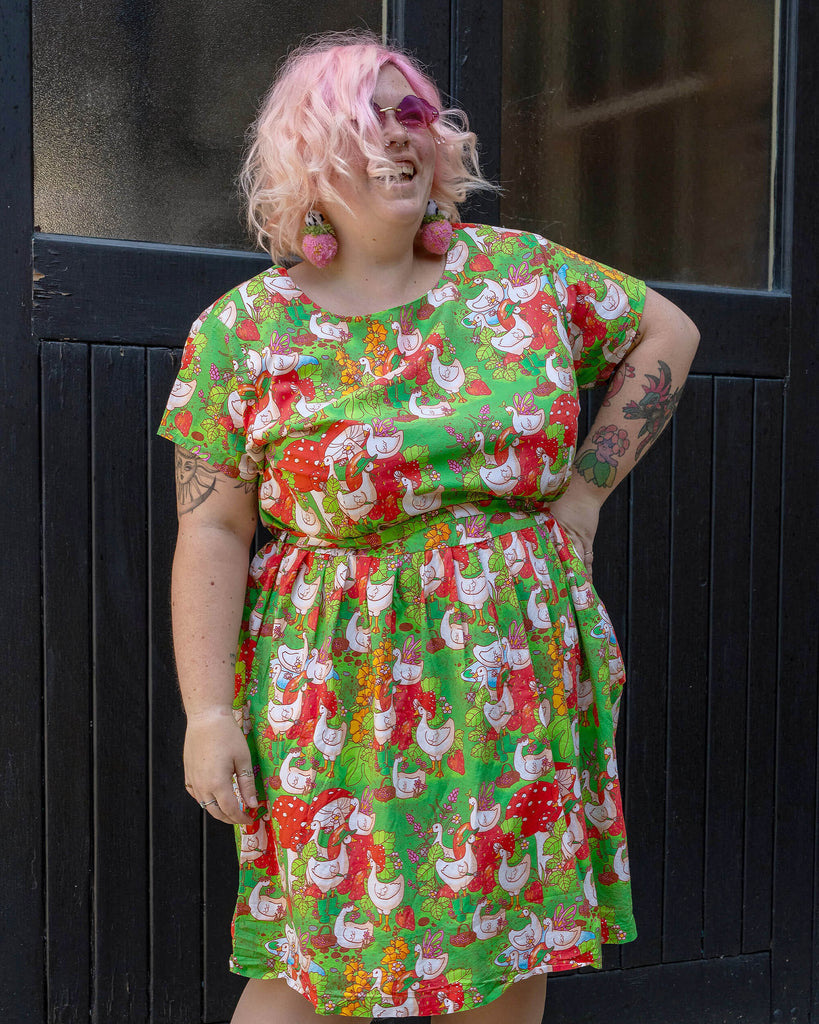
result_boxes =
[371,94,440,130]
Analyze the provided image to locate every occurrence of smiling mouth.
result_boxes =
[373,162,416,184]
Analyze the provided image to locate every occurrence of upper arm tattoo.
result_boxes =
[175,446,219,514]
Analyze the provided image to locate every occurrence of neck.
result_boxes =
[290,218,445,316]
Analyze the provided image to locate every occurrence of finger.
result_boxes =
[200,794,245,826]
[234,765,259,810]
[214,783,253,825]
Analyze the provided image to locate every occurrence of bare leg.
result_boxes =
[432,973,548,1023]
[231,978,349,1024]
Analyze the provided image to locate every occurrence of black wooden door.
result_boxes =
[2,2,817,1023]
[396,3,817,1023]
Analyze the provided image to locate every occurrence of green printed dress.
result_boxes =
[159,224,646,1017]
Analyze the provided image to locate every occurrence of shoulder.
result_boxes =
[190,263,305,334]
[450,222,554,261]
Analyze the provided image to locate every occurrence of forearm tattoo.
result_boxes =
[575,425,630,488]
[623,359,684,460]
[175,446,218,513]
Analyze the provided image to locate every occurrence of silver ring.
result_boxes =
[237,769,253,778]
[200,799,218,808]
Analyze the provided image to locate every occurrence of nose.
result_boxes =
[380,109,409,148]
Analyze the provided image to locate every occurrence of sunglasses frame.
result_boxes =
[371,94,440,131]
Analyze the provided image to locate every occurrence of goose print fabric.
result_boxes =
[159,225,646,1016]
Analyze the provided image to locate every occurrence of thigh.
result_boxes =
[432,973,548,1023]
[231,978,350,1024]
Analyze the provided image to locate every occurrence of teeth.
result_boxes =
[372,163,416,185]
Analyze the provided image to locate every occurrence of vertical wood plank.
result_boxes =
[741,380,782,954]
[620,428,673,968]
[91,345,149,1023]
[203,822,245,1023]
[451,2,502,224]
[42,342,93,1023]
[703,377,754,957]
[0,1,44,1021]
[777,4,819,1021]
[148,348,204,1023]
[401,0,451,104]
[662,376,713,961]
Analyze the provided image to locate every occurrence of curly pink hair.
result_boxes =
[239,30,496,262]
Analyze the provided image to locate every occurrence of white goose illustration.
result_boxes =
[398,475,444,516]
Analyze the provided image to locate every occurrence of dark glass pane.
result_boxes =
[501,0,777,289]
[33,1,383,250]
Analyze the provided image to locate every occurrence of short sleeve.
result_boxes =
[157,296,258,480]
[536,237,647,389]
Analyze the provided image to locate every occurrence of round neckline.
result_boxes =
[278,241,456,322]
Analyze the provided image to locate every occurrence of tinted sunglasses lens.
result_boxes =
[396,95,439,128]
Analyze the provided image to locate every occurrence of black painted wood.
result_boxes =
[544,950,770,1024]
[742,379,782,955]
[0,1,44,1022]
[91,345,150,1022]
[148,348,204,1023]
[9,1,819,1020]
[775,2,819,1021]
[30,235,790,378]
[32,234,270,347]
[400,0,450,105]
[620,428,673,969]
[662,377,713,963]
[703,378,754,959]
[42,343,93,1024]
[203,820,245,1023]
[451,2,503,225]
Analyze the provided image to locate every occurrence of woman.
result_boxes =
[159,31,699,1023]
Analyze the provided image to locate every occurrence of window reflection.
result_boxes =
[501,0,778,289]
[33,1,383,250]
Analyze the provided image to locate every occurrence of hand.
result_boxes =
[549,484,601,578]
[183,707,258,825]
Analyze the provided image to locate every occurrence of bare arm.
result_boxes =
[172,446,259,824]
[550,288,700,574]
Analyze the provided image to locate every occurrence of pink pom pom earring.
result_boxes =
[418,199,453,255]
[300,211,338,268]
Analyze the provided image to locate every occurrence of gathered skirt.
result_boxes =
[229,508,635,1017]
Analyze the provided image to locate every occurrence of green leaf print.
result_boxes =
[495,237,518,256]
[416,862,434,884]
[488,551,506,574]
[402,443,430,469]
[447,967,473,989]
[470,741,494,764]
[202,417,224,446]
[338,741,366,787]
[372,829,396,861]
[421,894,453,919]
[501,817,522,838]
[492,361,519,382]
[204,383,230,416]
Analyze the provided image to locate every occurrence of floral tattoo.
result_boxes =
[575,425,630,487]
[623,359,684,460]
